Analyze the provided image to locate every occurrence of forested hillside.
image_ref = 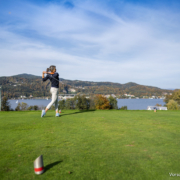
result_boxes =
[0,74,172,98]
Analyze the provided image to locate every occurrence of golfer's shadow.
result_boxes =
[61,110,95,117]
[44,160,63,172]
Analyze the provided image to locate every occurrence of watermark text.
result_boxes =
[169,173,180,177]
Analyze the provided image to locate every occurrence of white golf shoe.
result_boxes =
[41,110,46,117]
[56,113,60,117]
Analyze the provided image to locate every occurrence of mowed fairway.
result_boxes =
[0,110,180,180]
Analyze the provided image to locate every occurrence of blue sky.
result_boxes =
[0,0,180,89]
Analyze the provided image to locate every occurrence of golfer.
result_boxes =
[41,65,60,117]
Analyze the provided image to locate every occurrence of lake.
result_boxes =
[117,99,165,110]
[8,98,165,110]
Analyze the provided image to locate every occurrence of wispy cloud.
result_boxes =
[0,0,180,88]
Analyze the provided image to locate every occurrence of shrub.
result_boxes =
[120,106,128,110]
[34,105,39,110]
[155,103,162,107]
[15,102,28,111]
[166,100,179,110]
[94,95,110,110]
[39,105,46,110]
[27,105,39,111]
[27,106,34,111]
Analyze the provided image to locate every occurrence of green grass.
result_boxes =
[0,110,180,180]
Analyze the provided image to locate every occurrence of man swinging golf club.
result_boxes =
[41,65,60,117]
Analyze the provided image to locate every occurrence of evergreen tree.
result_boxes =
[89,96,96,110]
[1,96,11,111]
[75,95,90,110]
[108,96,118,109]
[65,98,75,109]
[58,99,66,110]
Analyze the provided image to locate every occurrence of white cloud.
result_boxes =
[0,0,180,88]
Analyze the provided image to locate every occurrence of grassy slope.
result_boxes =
[0,110,180,180]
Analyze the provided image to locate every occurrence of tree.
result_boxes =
[94,95,110,110]
[15,104,20,111]
[65,98,75,109]
[164,90,180,105]
[166,100,179,110]
[89,95,96,110]
[119,106,128,110]
[15,102,28,111]
[51,105,55,110]
[21,102,28,111]
[27,106,34,111]
[108,96,118,109]
[172,90,180,104]
[1,96,11,111]
[27,105,39,110]
[155,103,162,107]
[59,99,66,110]
[74,95,90,110]
[34,105,39,110]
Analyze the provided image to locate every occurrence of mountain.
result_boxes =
[0,73,173,98]
[13,73,41,79]
[166,88,176,90]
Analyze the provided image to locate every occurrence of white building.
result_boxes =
[59,94,76,100]
[104,94,116,98]
[111,94,116,98]
[20,95,26,99]
[147,106,167,110]
[124,94,135,97]
[69,88,76,93]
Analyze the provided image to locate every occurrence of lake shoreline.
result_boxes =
[8,99,166,110]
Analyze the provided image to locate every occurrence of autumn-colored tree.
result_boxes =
[164,94,173,104]
[166,100,179,110]
[94,95,110,110]
[155,103,162,107]
[172,90,180,104]
[164,90,180,105]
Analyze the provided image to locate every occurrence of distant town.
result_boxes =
[16,91,172,100]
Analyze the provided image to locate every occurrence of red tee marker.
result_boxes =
[34,155,44,175]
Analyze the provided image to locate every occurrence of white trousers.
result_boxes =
[46,87,59,111]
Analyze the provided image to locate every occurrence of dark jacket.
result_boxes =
[42,73,59,88]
